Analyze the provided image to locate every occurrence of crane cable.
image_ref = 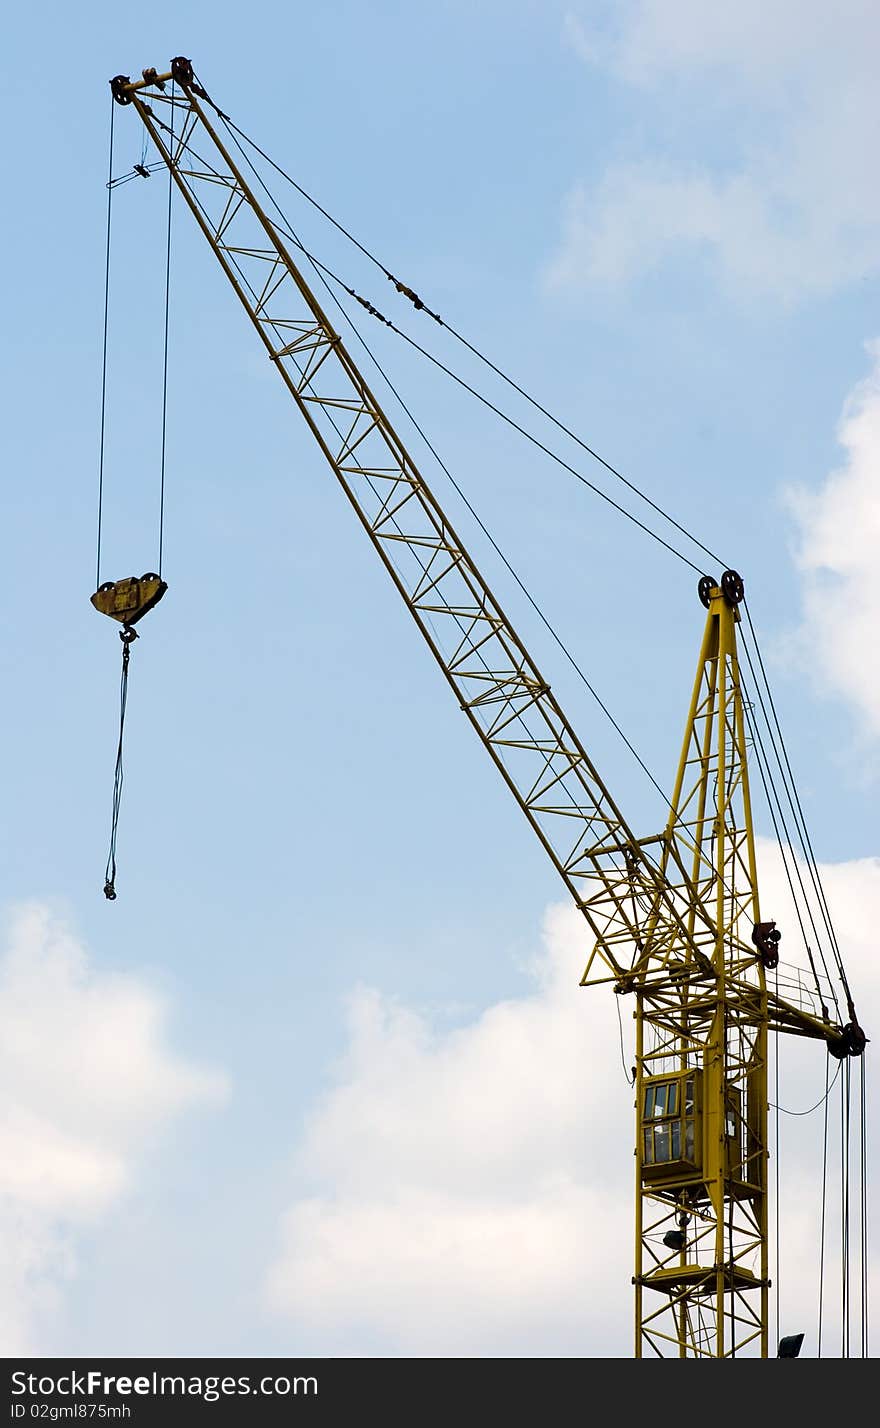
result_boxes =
[323,274,709,576]
[207,111,676,804]
[290,219,862,1033]
[211,107,865,1031]
[158,84,175,578]
[217,109,728,577]
[96,94,114,590]
[214,116,861,969]
[149,81,857,1051]
[742,652,868,1354]
[314,231,857,1028]
[148,96,862,1052]
[205,118,771,933]
[222,191,711,578]
[96,89,175,899]
[837,1054,870,1357]
[188,104,863,1013]
[740,678,840,1017]
[225,165,658,855]
[155,102,682,591]
[166,112,717,968]
[741,605,860,1026]
[818,1048,831,1356]
[775,968,781,1350]
[842,1063,851,1357]
[771,1058,841,1116]
[95,93,128,902]
[320,250,857,995]
[103,626,136,899]
[296,224,859,1021]
[816,1048,869,1358]
[210,127,790,984]
[859,1057,868,1357]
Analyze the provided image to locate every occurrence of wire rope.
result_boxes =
[157,83,175,577]
[775,965,781,1353]
[818,1048,830,1356]
[615,993,635,1086]
[214,114,866,1031]
[212,111,677,804]
[743,604,857,1017]
[739,659,840,1015]
[96,96,115,589]
[103,629,136,899]
[860,1057,868,1355]
[180,99,864,1020]
[216,106,868,1015]
[770,1058,841,1115]
[177,142,614,867]
[219,112,728,574]
[244,216,710,578]
[740,681,835,1011]
[842,1061,850,1356]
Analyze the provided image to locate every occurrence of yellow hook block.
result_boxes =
[91,572,168,626]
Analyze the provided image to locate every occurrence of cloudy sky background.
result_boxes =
[1,1,877,1356]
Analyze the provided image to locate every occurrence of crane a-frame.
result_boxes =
[105,58,866,1358]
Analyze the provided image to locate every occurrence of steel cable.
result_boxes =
[96,96,115,588]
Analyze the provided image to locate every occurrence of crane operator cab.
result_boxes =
[640,1067,759,1202]
[641,1071,701,1183]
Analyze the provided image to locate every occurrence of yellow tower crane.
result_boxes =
[105,57,866,1358]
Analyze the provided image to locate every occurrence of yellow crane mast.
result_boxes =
[107,58,866,1357]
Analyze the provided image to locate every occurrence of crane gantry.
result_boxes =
[103,56,866,1358]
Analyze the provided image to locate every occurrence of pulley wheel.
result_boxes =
[721,569,744,606]
[697,575,714,608]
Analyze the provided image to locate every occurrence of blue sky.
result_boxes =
[1,1,877,1356]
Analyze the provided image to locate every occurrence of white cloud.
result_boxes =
[789,342,880,740]
[550,2,880,301]
[0,904,227,1353]
[267,845,877,1355]
[266,902,633,1355]
[602,0,854,82]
